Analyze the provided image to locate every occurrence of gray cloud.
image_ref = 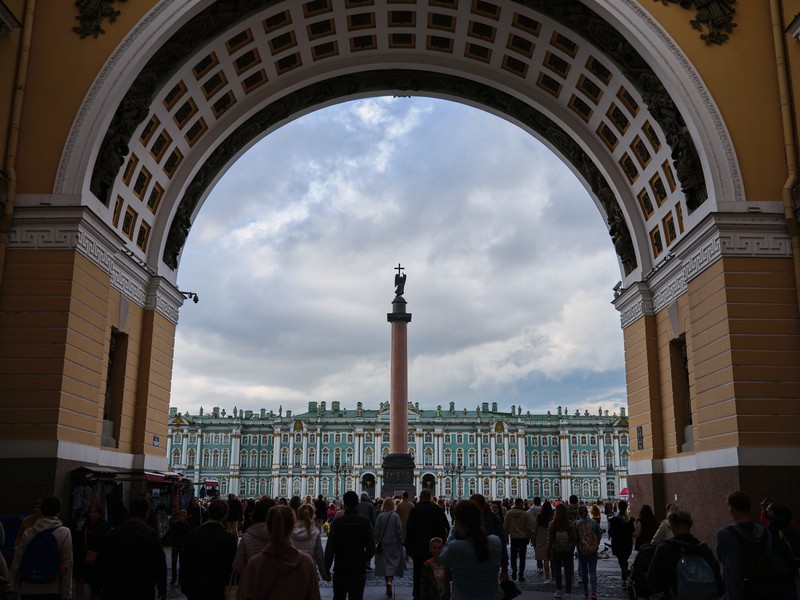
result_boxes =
[172,97,626,417]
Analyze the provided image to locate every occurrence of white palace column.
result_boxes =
[271,430,281,496]
[503,431,510,495]
[560,430,571,499]
[193,428,202,496]
[598,429,608,499]
[230,428,241,495]
[476,428,483,493]
[316,431,322,497]
[302,430,309,496]
[182,431,189,467]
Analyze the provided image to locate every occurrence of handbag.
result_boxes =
[224,572,238,600]
[83,550,97,566]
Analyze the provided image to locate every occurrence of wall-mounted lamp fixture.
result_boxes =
[786,12,800,40]
[180,291,199,304]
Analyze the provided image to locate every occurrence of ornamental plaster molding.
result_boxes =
[604,0,743,204]
[615,213,792,328]
[8,207,182,323]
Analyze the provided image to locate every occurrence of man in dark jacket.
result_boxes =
[181,499,238,600]
[225,493,243,535]
[646,504,724,599]
[405,489,450,600]
[94,497,167,600]
[325,490,375,600]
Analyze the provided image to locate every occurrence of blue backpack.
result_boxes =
[673,541,717,600]
[19,526,62,584]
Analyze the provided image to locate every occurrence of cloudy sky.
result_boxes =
[170,96,627,419]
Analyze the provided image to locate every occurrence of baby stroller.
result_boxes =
[628,543,659,599]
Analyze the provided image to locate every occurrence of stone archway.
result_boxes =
[1,1,799,544]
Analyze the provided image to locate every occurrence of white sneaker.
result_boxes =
[554,591,562,598]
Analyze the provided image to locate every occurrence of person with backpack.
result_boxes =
[608,499,635,585]
[575,505,601,600]
[715,491,779,600]
[533,501,554,584]
[548,503,578,599]
[646,504,724,599]
[9,495,73,600]
[766,505,799,600]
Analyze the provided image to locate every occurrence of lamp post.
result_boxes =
[333,458,352,497]
[445,459,466,499]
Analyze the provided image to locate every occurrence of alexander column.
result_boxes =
[381,264,416,498]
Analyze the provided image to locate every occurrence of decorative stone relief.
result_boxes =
[655,0,737,45]
[74,0,127,39]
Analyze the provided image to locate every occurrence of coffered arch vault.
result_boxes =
[58,0,739,286]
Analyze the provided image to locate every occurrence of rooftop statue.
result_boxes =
[394,263,406,297]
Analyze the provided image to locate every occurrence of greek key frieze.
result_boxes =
[719,231,793,256]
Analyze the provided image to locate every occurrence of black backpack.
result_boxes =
[726,525,780,599]
[18,526,62,584]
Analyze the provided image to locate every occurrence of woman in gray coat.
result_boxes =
[375,497,405,597]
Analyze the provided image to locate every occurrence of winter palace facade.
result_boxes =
[166,401,630,501]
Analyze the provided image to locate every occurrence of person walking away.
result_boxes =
[608,499,635,585]
[651,503,675,545]
[715,491,778,600]
[15,499,43,545]
[357,493,378,570]
[405,490,451,600]
[533,501,554,583]
[548,503,577,599]
[575,505,601,600]
[421,537,451,600]
[236,505,319,600]
[93,497,166,600]
[646,504,724,599]
[291,504,331,582]
[315,495,328,530]
[186,497,205,530]
[527,497,544,575]
[161,509,191,586]
[74,502,110,600]
[226,493,244,536]
[324,490,375,600]
[633,504,659,552]
[439,499,502,600]
[469,494,509,583]
[503,498,536,582]
[374,497,405,597]
[766,505,800,600]
[181,499,237,600]
[396,492,415,542]
[9,496,72,600]
[232,497,274,576]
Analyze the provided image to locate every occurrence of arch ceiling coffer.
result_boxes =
[89,0,708,277]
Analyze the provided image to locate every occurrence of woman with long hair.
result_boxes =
[439,499,502,600]
[291,503,330,582]
[633,504,659,551]
[533,501,554,582]
[237,505,320,600]
[232,497,274,576]
[374,497,405,597]
[548,503,577,599]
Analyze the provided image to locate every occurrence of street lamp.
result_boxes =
[332,458,352,497]
[444,459,466,499]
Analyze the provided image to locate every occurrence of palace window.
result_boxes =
[424,432,433,443]
[280,477,288,497]
[497,480,505,497]
[468,478,477,495]
[605,433,612,445]
[553,451,560,468]
[212,450,220,467]
[241,435,249,446]
[531,451,539,470]
[444,434,451,444]
[408,433,415,444]
[187,449,196,468]
[510,435,516,445]
[173,432,181,444]
[496,449,504,468]
[240,450,248,468]
[591,451,598,469]
[606,451,614,468]
[334,448,342,464]
[295,433,302,444]
[483,480,491,497]
[309,433,316,444]
[590,435,597,446]
[213,434,220,444]
[294,448,302,467]
[581,451,589,469]
[468,434,475,445]
[249,479,257,496]
[509,449,517,468]
[321,477,330,496]
[424,448,433,466]
[532,479,541,497]
[620,434,629,446]
[482,449,490,467]
[383,432,390,443]
[457,433,464,445]
[542,451,550,470]
[468,450,477,467]
[293,479,301,496]
[553,480,561,498]
[334,433,341,444]
[510,479,518,498]
[189,434,196,444]
[261,450,269,468]
[308,448,316,467]
[572,451,579,469]
[346,433,353,444]
[571,435,578,446]
[592,480,600,497]
[202,449,210,467]
[346,448,354,466]
[482,434,489,445]
[220,479,228,496]
[457,449,464,464]
[365,432,373,444]
[365,448,374,466]
[444,478,452,496]
[621,451,629,467]
[580,435,588,445]
[280,448,289,466]
[496,433,503,444]
[529,435,537,446]
[322,434,330,444]
[607,481,616,497]
[444,449,452,466]
[551,436,559,446]
[250,450,257,467]
[307,477,315,494]
[222,434,229,445]
[282,433,289,444]
[171,448,181,465]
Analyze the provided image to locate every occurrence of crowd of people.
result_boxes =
[0,489,797,600]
